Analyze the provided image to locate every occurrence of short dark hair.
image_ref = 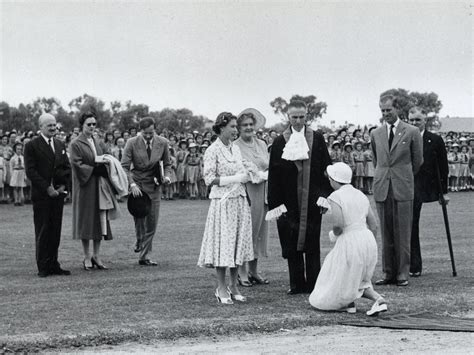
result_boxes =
[379,94,399,109]
[287,100,307,111]
[139,117,155,130]
[212,112,237,134]
[79,111,97,129]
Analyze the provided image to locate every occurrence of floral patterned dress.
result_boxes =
[197,138,253,268]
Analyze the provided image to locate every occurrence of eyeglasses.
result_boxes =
[409,118,422,122]
[86,123,97,127]
[290,115,306,119]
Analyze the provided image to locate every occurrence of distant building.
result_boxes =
[439,117,474,133]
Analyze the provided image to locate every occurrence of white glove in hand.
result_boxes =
[329,230,337,242]
[257,170,268,181]
[219,173,249,186]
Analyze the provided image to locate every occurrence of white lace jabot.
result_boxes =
[282,127,309,161]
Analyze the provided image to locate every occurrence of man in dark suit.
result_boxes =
[268,100,332,294]
[408,106,449,277]
[122,117,172,266]
[24,113,71,277]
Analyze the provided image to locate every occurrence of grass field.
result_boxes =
[1,192,473,352]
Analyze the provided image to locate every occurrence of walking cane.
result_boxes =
[434,154,457,277]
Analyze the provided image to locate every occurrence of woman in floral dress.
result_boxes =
[197,112,253,305]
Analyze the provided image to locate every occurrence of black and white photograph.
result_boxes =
[0,0,473,353]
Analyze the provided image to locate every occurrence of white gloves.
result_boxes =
[257,170,268,181]
[219,173,249,186]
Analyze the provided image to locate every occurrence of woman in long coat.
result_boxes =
[234,108,270,287]
[70,111,112,270]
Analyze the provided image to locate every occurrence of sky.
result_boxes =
[1,1,472,128]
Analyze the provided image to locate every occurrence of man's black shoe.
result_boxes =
[51,268,71,276]
[37,271,50,278]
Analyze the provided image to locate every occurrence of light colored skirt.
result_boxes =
[186,165,200,183]
[10,169,26,187]
[309,225,377,310]
[364,161,375,177]
[198,196,253,268]
[246,182,268,259]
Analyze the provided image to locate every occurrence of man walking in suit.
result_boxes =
[268,100,332,294]
[122,117,172,266]
[408,106,449,277]
[24,113,71,277]
[370,94,423,286]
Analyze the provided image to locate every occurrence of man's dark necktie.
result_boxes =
[146,141,151,159]
[48,138,54,153]
[118,148,122,161]
[388,124,395,149]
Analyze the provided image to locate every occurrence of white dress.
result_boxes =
[309,184,377,310]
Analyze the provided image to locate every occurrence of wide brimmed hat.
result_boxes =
[344,142,353,149]
[127,191,151,218]
[332,141,341,148]
[451,143,460,148]
[238,108,266,131]
[327,162,352,184]
[188,142,198,149]
[199,143,209,151]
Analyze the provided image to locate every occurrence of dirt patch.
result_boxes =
[64,325,473,354]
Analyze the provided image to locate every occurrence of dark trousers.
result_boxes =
[375,184,413,282]
[410,197,424,273]
[33,198,65,273]
[287,252,320,291]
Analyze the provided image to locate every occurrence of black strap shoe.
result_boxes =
[139,259,157,266]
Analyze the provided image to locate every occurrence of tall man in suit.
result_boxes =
[408,106,449,277]
[268,100,332,295]
[122,117,172,266]
[24,113,71,277]
[370,94,423,286]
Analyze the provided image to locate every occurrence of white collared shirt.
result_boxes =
[386,118,400,139]
[142,136,153,148]
[41,133,55,153]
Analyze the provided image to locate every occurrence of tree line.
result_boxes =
[0,89,443,134]
[0,94,212,134]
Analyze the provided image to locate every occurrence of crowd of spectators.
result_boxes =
[0,124,472,205]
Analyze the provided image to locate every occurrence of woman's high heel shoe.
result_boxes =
[227,287,247,302]
[248,273,269,285]
[83,258,93,271]
[237,274,253,287]
[215,288,233,305]
[91,256,108,270]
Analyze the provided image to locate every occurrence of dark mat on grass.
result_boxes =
[340,312,474,332]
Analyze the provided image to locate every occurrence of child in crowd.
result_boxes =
[198,143,209,199]
[309,162,387,316]
[352,141,365,191]
[185,143,200,199]
[9,142,26,206]
[0,154,6,203]
[164,147,178,200]
[363,142,374,194]
[176,140,188,198]
[329,141,341,163]
[447,144,460,191]
[458,145,470,191]
[342,143,355,178]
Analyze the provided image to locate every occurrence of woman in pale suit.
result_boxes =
[70,112,112,270]
[234,108,270,287]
